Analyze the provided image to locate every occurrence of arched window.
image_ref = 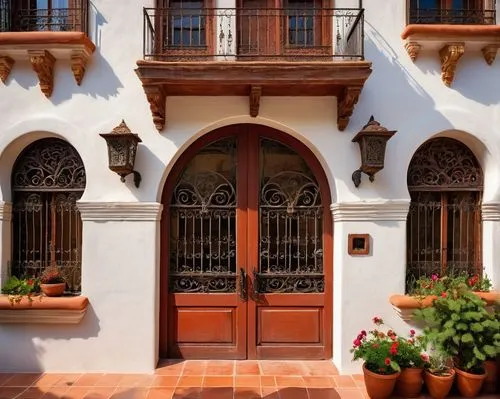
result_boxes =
[406,138,483,290]
[11,138,86,294]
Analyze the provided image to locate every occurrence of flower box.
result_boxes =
[389,291,500,322]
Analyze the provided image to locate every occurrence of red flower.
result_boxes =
[441,292,448,298]
[468,276,479,287]
[431,274,439,281]
[385,357,391,366]
[360,330,367,336]
[353,339,361,347]
[410,329,415,336]
[372,317,383,325]
[390,343,399,355]
[27,279,34,286]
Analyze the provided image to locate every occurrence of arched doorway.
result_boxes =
[160,124,333,360]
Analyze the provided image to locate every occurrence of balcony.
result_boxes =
[135,7,372,132]
[403,5,500,86]
[0,1,95,97]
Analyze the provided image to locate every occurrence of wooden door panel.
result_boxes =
[175,308,236,343]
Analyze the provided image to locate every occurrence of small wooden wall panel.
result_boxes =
[176,307,235,343]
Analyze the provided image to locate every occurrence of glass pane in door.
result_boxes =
[169,137,238,293]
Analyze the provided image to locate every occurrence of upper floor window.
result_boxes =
[408,0,496,24]
[11,139,86,294]
[406,138,483,291]
[164,0,206,47]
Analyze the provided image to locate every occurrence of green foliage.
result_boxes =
[426,350,454,376]
[414,284,500,374]
[1,276,40,305]
[409,273,492,296]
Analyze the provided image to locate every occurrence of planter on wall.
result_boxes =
[389,291,500,322]
[424,368,456,399]
[363,363,400,399]
[40,283,66,297]
[455,367,486,398]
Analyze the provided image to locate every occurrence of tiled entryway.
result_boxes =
[0,360,497,399]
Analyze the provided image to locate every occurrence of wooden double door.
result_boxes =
[160,125,332,360]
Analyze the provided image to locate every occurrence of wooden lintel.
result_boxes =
[439,43,465,87]
[482,44,499,66]
[337,86,363,131]
[0,56,14,83]
[249,86,261,117]
[28,50,56,97]
[143,85,167,132]
[71,48,91,85]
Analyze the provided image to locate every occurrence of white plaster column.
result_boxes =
[0,202,12,287]
[331,200,410,374]
[481,202,500,289]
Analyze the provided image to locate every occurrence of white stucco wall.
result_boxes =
[0,0,499,373]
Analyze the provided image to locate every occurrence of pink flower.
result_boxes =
[372,317,383,325]
[410,329,415,336]
[431,274,439,281]
[353,339,362,347]
[361,330,367,336]
[420,353,430,362]
[385,357,391,366]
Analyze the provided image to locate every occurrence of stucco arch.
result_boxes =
[155,116,338,204]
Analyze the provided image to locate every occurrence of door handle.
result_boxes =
[253,267,260,295]
[239,267,247,301]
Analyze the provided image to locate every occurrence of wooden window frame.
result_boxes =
[12,0,83,32]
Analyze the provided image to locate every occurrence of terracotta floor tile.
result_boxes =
[155,363,184,377]
[0,387,27,399]
[172,387,201,399]
[61,387,91,399]
[94,374,124,387]
[0,375,14,387]
[202,376,233,388]
[151,376,179,388]
[333,376,356,388]
[259,363,306,376]
[181,362,207,376]
[234,376,261,387]
[176,376,203,388]
[81,387,116,398]
[41,386,69,397]
[260,386,279,398]
[307,387,341,399]
[56,375,83,388]
[204,364,234,376]
[233,387,261,399]
[146,388,175,399]
[118,375,155,388]
[303,376,336,388]
[72,374,104,387]
[276,387,308,399]
[110,387,149,398]
[4,373,42,387]
[235,362,260,376]
[16,387,45,399]
[259,376,275,387]
[335,388,365,399]
[275,376,305,387]
[35,374,66,387]
[200,387,233,399]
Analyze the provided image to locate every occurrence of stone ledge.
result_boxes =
[0,295,89,324]
[331,201,410,222]
[77,202,163,221]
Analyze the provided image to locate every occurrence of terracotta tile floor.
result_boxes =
[0,360,497,399]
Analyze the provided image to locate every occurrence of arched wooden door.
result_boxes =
[160,124,332,360]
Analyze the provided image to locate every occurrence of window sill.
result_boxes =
[401,24,500,86]
[389,291,499,322]
[0,31,96,96]
[0,295,89,324]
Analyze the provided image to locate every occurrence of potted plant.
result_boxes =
[423,351,456,399]
[1,276,39,305]
[351,317,401,399]
[39,266,66,297]
[483,302,500,394]
[415,284,500,398]
[393,329,428,398]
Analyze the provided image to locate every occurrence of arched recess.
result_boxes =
[11,138,86,293]
[406,137,483,291]
[160,124,333,360]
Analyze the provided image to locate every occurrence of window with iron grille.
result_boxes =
[406,138,483,291]
[408,0,496,24]
[11,138,86,294]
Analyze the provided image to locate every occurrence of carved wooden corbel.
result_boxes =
[439,43,465,87]
[249,86,261,117]
[405,42,421,62]
[71,49,91,85]
[28,50,56,97]
[482,44,498,66]
[0,56,15,83]
[337,86,362,131]
[144,85,167,131]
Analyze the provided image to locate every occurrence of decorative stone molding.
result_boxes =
[482,202,500,221]
[143,85,167,131]
[28,50,56,97]
[77,202,163,221]
[0,56,14,83]
[482,44,499,66]
[405,42,421,62]
[71,48,92,85]
[0,202,12,222]
[439,43,465,87]
[0,295,88,324]
[249,86,261,118]
[331,201,410,222]
[337,86,363,131]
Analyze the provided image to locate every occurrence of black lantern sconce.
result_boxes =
[100,120,142,188]
[351,116,396,188]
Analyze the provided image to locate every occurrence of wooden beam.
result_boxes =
[28,50,56,97]
[249,86,261,117]
[439,43,465,87]
[143,85,167,132]
[71,48,92,86]
[337,86,363,131]
[0,56,14,83]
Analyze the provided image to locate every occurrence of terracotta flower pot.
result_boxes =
[454,367,486,398]
[396,367,423,398]
[40,283,66,297]
[424,368,455,399]
[362,363,400,399]
[483,360,498,394]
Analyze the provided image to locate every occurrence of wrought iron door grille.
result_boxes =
[169,138,238,293]
[408,6,496,25]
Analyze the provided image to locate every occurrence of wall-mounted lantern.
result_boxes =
[351,116,396,188]
[100,120,142,188]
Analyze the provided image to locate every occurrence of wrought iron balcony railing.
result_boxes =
[0,1,88,33]
[143,7,365,61]
[409,8,496,25]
